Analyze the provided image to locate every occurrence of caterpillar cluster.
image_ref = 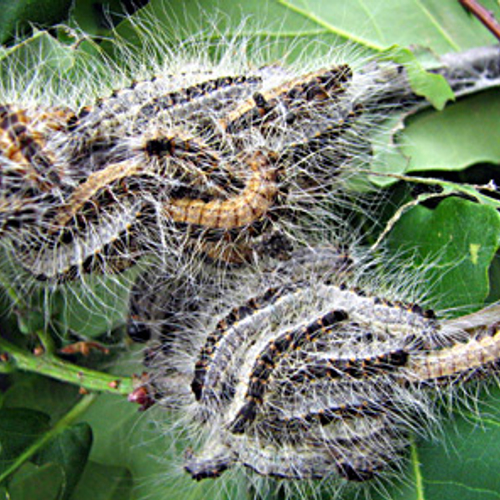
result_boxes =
[0,40,407,285]
[131,245,500,496]
[3,27,498,287]
[1,20,500,499]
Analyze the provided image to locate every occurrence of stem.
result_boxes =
[459,0,500,42]
[0,337,134,396]
[367,170,500,209]
[0,393,97,484]
[36,329,56,355]
[410,439,425,500]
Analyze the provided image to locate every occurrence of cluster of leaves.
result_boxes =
[0,0,500,499]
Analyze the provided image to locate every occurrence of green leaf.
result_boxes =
[416,385,500,499]
[6,462,64,500]
[117,0,500,56]
[370,83,500,186]
[386,197,500,313]
[53,272,136,339]
[0,0,72,44]
[69,0,131,37]
[76,392,169,500]
[0,408,50,476]
[0,28,111,111]
[73,350,215,500]
[380,46,454,110]
[397,89,500,174]
[34,423,92,500]
[0,396,95,489]
[0,258,138,340]
[267,0,500,52]
[3,374,80,421]
[0,28,75,73]
[70,461,133,500]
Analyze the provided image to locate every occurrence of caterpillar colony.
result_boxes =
[1,13,500,499]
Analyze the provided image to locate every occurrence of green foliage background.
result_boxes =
[0,0,500,499]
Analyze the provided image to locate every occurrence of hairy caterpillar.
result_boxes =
[133,246,500,498]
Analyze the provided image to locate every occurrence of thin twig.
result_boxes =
[365,170,500,208]
[370,191,447,251]
[459,0,500,41]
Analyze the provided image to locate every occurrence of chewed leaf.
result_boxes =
[397,89,500,174]
[380,45,454,110]
[370,88,500,188]
[386,196,500,313]
[0,30,76,73]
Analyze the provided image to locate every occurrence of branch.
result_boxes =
[0,336,135,396]
[459,0,500,42]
